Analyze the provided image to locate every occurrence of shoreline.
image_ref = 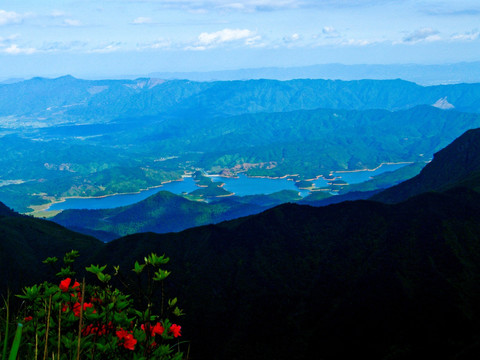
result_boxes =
[30,161,414,215]
[31,176,190,214]
[332,161,414,174]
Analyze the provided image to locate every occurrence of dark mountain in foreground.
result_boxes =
[92,187,480,360]
[373,128,480,203]
[0,201,17,217]
[0,212,102,293]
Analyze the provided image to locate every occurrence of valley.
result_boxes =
[2,77,480,215]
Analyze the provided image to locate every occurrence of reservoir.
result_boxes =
[211,174,310,197]
[46,163,408,211]
[47,177,199,211]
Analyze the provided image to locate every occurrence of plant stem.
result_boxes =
[57,304,61,360]
[43,295,52,360]
[76,279,86,360]
[2,292,10,360]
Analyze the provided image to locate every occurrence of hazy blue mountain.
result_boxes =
[149,61,480,85]
[2,77,480,124]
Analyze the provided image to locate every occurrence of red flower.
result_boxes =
[72,302,95,317]
[82,324,97,336]
[59,278,80,292]
[59,278,71,292]
[83,322,113,337]
[152,322,164,336]
[169,324,181,338]
[142,322,164,337]
[116,329,137,350]
[24,316,33,322]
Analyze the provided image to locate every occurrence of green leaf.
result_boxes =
[144,253,170,267]
[86,264,107,275]
[153,269,171,282]
[42,256,58,264]
[8,323,23,360]
[63,250,80,265]
[56,266,75,278]
[97,272,111,283]
[132,261,145,275]
[173,307,185,317]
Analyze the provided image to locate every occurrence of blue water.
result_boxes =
[211,174,310,197]
[47,177,198,211]
[313,163,409,187]
[46,163,409,211]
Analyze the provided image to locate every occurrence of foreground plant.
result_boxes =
[7,251,186,360]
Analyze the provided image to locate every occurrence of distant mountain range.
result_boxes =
[3,127,480,359]
[4,62,480,86]
[147,61,480,85]
[2,77,480,123]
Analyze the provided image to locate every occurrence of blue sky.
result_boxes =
[0,0,479,78]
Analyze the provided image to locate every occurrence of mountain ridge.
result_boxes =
[373,127,480,203]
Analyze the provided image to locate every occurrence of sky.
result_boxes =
[0,0,479,78]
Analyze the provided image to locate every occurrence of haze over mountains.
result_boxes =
[5,61,479,85]
[147,61,480,85]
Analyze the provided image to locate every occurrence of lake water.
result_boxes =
[47,177,199,211]
[329,163,410,185]
[211,174,310,197]
[46,163,408,211]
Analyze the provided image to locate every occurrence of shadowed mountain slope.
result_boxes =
[90,186,480,360]
[373,128,480,203]
[0,212,102,293]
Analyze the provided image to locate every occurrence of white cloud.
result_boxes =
[283,33,301,45]
[0,34,19,44]
[322,26,336,34]
[137,39,172,50]
[89,42,123,53]
[135,0,387,13]
[450,30,479,41]
[341,38,373,46]
[0,10,25,26]
[63,19,82,27]
[40,41,88,52]
[132,17,154,24]
[185,28,260,49]
[198,28,255,45]
[3,44,36,55]
[402,28,440,43]
[50,10,67,18]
